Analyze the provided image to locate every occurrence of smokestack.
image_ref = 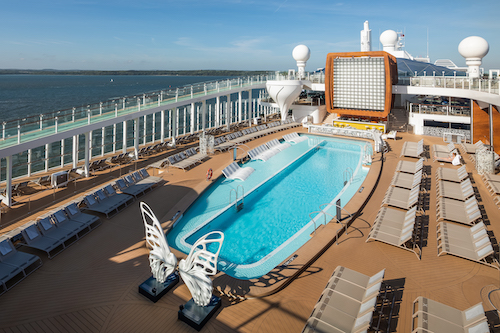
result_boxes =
[360,21,372,52]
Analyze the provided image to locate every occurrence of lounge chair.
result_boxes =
[460,140,484,154]
[51,209,93,239]
[437,221,488,243]
[411,296,489,333]
[395,158,424,174]
[302,266,384,333]
[95,188,133,211]
[437,222,498,268]
[436,196,481,225]
[248,144,279,161]
[36,215,79,247]
[305,303,373,333]
[382,185,420,210]
[82,193,120,219]
[400,139,424,158]
[63,202,101,230]
[391,170,422,190]
[0,236,42,295]
[114,178,151,198]
[367,206,420,259]
[435,165,468,183]
[137,168,163,185]
[222,162,254,181]
[326,266,385,290]
[18,221,65,258]
[433,142,456,156]
[381,130,397,140]
[266,139,291,152]
[283,132,308,144]
[436,178,474,201]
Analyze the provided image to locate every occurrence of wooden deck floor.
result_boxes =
[1,128,500,332]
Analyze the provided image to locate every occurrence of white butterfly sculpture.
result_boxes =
[141,202,224,307]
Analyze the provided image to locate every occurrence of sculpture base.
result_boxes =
[138,272,179,303]
[178,295,221,331]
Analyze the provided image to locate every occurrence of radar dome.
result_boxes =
[379,30,398,47]
[458,36,489,59]
[292,45,311,62]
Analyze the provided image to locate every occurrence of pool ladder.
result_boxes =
[343,167,353,186]
[229,185,244,212]
[309,203,352,245]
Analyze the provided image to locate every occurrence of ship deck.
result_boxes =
[0,126,500,333]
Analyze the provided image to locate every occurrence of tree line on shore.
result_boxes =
[0,69,271,76]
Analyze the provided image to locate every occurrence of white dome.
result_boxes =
[379,30,398,47]
[292,45,311,62]
[458,36,489,59]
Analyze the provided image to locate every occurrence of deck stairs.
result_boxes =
[387,107,409,132]
[321,112,337,125]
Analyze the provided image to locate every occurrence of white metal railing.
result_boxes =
[409,76,500,95]
[308,124,384,153]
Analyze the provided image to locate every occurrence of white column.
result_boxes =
[238,91,242,123]
[122,120,127,154]
[226,95,231,131]
[208,103,212,129]
[201,100,206,132]
[183,107,187,135]
[160,110,165,142]
[190,102,195,134]
[84,132,90,177]
[44,143,49,172]
[134,118,139,159]
[27,149,32,177]
[215,96,220,127]
[61,139,65,167]
[152,112,156,142]
[4,156,12,207]
[143,115,147,145]
[101,127,105,156]
[248,90,252,126]
[112,124,116,153]
[72,135,78,168]
[175,108,180,137]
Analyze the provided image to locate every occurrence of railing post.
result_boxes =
[40,114,43,130]
[17,122,21,144]
[55,117,58,133]
[87,105,91,124]
[190,86,193,98]
[72,107,75,122]
[115,102,118,117]
[2,122,5,140]
[99,102,103,115]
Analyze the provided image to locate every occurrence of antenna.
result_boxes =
[426,27,429,59]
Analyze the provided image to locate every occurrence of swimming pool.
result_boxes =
[167,134,370,279]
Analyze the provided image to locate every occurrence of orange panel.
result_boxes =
[472,102,500,154]
[473,101,490,145]
[324,51,397,118]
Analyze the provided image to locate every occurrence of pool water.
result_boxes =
[167,135,370,279]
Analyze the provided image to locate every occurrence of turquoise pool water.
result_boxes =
[167,134,370,279]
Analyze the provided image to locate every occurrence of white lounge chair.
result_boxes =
[222,162,254,181]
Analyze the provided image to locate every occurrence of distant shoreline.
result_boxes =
[0,69,270,76]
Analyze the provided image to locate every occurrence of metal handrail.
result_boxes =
[319,203,352,235]
[308,209,346,245]
[343,167,353,185]
[229,185,244,210]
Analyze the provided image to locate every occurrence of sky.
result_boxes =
[1,0,499,71]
